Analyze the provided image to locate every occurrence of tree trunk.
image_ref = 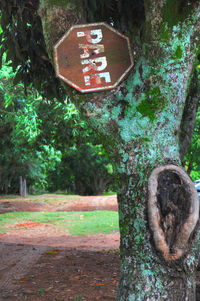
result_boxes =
[23,178,27,197]
[117,164,199,300]
[38,0,200,299]
[20,176,27,197]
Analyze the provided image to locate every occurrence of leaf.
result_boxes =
[37,288,45,295]
[45,251,58,255]
[20,277,30,283]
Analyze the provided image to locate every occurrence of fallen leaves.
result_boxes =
[96,283,104,286]
[20,277,30,283]
[45,251,58,255]
[17,250,119,301]
[45,249,63,255]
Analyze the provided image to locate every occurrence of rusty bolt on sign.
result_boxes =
[54,22,134,93]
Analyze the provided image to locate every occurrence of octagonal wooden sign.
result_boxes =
[54,22,134,93]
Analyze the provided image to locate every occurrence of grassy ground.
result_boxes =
[0,211,119,236]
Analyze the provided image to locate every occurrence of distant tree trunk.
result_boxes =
[39,0,200,299]
[23,178,27,197]
[20,176,27,197]
[93,176,109,195]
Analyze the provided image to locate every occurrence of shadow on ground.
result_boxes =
[0,241,119,301]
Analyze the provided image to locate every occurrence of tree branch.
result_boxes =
[143,0,165,30]
[0,109,15,115]
[143,0,200,41]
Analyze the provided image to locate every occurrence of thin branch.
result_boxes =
[0,109,15,115]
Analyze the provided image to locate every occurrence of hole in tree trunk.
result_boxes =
[157,171,191,253]
[148,165,199,261]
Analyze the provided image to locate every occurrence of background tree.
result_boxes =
[48,143,114,195]
[0,50,113,194]
[0,0,200,300]
[0,60,62,193]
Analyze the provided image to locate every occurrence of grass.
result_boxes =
[103,191,116,196]
[0,195,20,199]
[0,211,119,236]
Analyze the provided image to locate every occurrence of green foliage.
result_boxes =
[75,297,83,301]
[161,0,196,28]
[184,107,200,180]
[0,55,62,193]
[0,49,114,195]
[47,143,114,195]
[37,288,46,296]
[0,0,65,100]
[197,64,200,80]
[183,63,200,180]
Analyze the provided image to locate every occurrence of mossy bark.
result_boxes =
[39,0,200,299]
[117,165,199,300]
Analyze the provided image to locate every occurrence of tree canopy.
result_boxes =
[0,52,114,194]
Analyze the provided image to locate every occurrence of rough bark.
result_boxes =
[38,0,200,299]
[117,167,199,300]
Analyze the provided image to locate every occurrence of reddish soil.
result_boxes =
[0,195,120,301]
[0,195,118,213]
[1,195,200,300]
[13,221,43,228]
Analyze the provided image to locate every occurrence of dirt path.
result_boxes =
[0,227,119,250]
[1,195,200,300]
[0,195,118,213]
[0,195,120,300]
[0,243,48,300]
